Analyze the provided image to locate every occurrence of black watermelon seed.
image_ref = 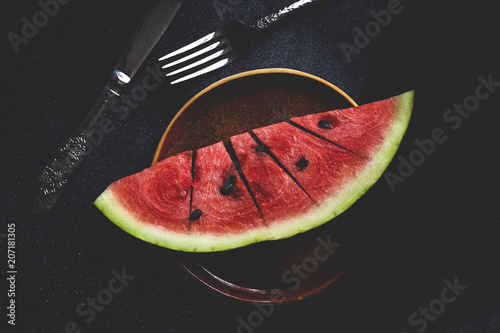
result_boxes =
[255,144,267,153]
[295,157,309,171]
[220,175,237,195]
[318,119,334,129]
[190,209,202,220]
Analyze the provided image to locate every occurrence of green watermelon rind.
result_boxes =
[95,189,267,252]
[94,90,414,252]
[299,90,414,227]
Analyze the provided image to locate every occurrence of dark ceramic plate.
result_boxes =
[153,69,363,303]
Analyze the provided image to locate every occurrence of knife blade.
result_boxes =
[24,0,184,216]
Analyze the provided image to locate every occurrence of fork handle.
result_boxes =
[251,0,333,32]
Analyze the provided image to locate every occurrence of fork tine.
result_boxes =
[166,49,226,77]
[161,41,222,69]
[158,32,217,61]
[170,58,230,85]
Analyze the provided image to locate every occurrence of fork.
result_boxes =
[159,0,334,84]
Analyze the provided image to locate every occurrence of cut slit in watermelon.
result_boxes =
[94,91,414,252]
[290,95,405,157]
[190,141,265,234]
[247,132,314,203]
[252,122,366,204]
[285,120,363,157]
[229,132,316,225]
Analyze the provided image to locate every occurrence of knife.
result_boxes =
[24,0,184,216]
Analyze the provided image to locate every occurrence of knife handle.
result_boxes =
[24,83,120,216]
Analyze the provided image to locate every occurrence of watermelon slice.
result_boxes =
[94,91,414,252]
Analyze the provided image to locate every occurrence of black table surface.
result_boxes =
[2,0,500,332]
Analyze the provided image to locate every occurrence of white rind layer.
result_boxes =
[94,91,414,252]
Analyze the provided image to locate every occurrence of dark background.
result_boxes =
[1,0,500,332]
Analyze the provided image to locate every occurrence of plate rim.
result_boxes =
[152,68,357,164]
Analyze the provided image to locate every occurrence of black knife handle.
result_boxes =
[24,85,120,216]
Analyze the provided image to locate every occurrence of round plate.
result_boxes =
[153,68,362,303]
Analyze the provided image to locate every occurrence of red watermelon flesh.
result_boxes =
[190,141,264,234]
[107,151,192,233]
[230,132,316,225]
[94,91,414,252]
[252,122,366,203]
[290,96,400,157]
